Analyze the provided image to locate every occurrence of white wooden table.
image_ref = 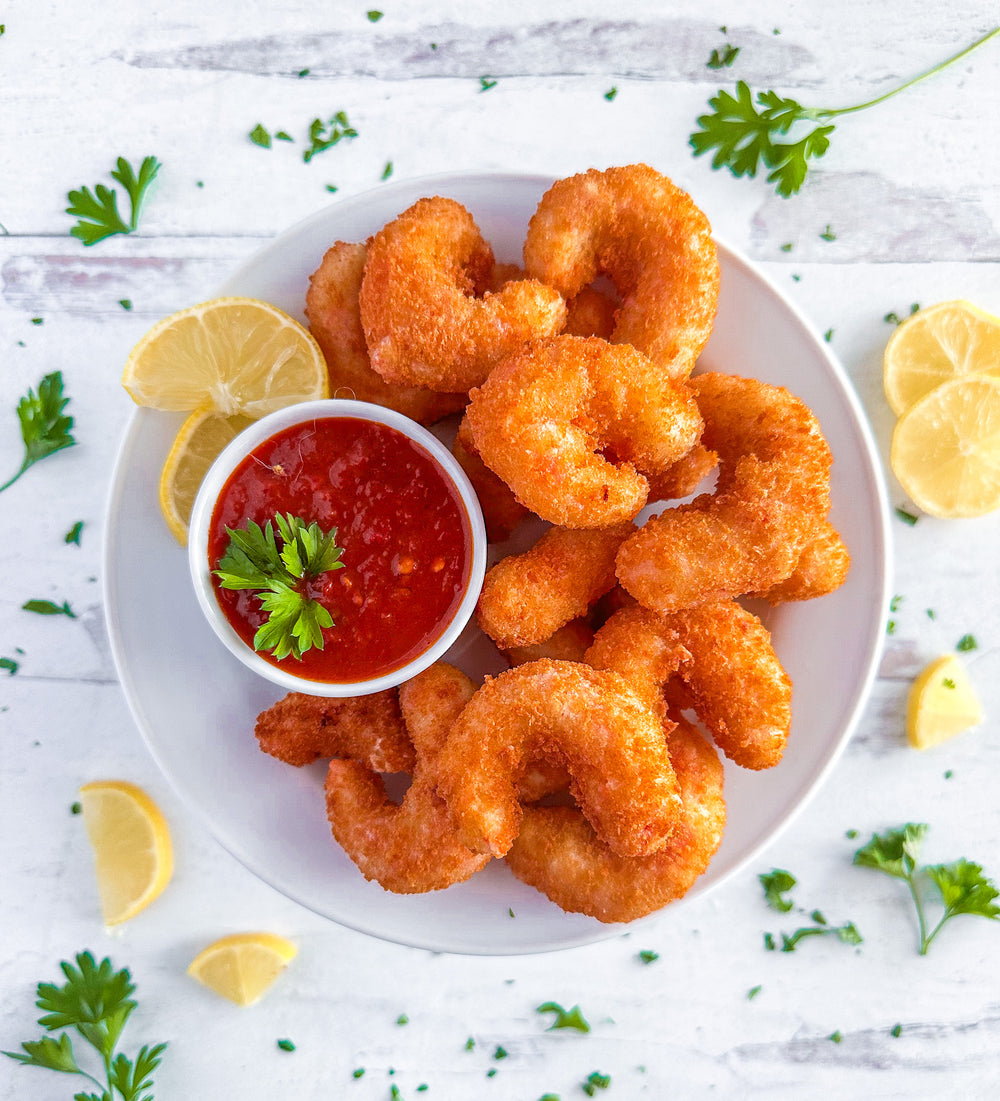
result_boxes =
[2,2,999,1097]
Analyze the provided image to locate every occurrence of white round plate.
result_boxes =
[104,172,891,955]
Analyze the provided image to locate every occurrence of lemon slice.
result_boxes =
[159,409,255,545]
[78,780,174,925]
[890,375,1000,517]
[187,933,298,1006]
[883,300,1000,416]
[907,654,983,749]
[122,297,329,417]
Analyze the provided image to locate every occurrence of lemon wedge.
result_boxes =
[78,780,174,925]
[187,932,298,1006]
[122,297,329,418]
[906,654,984,749]
[890,375,1000,517]
[159,409,255,544]
[883,299,1000,416]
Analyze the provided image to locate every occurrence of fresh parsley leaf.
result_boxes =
[250,123,272,148]
[303,112,358,162]
[583,1071,611,1095]
[1,657,18,674]
[367,9,383,21]
[480,76,498,91]
[353,1066,366,1077]
[691,28,1000,196]
[829,1030,843,1043]
[637,950,659,964]
[536,1002,591,1033]
[214,514,344,660]
[891,1024,902,1037]
[759,868,796,912]
[31,316,44,325]
[277,1038,295,1051]
[3,1032,81,1074]
[1,372,76,493]
[708,44,740,69]
[763,932,776,951]
[890,595,902,613]
[275,130,293,142]
[823,328,834,342]
[464,1037,475,1051]
[854,825,1000,954]
[747,984,762,1000]
[23,598,76,617]
[396,1014,409,1026]
[956,633,978,652]
[780,921,862,951]
[65,520,84,545]
[67,157,160,244]
[493,1044,508,1060]
[604,86,618,101]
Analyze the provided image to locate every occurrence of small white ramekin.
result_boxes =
[187,399,487,696]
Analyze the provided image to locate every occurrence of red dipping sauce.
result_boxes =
[208,417,473,684]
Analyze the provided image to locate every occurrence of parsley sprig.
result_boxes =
[66,156,160,244]
[3,951,167,1099]
[214,513,345,660]
[854,824,1000,955]
[1,372,75,493]
[691,27,1000,196]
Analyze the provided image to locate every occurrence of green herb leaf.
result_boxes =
[396,1014,409,1026]
[583,1071,611,1095]
[956,633,978,652]
[381,161,394,180]
[854,824,927,880]
[759,868,796,912]
[829,1030,843,1043]
[303,112,358,162]
[707,44,740,69]
[367,9,383,21]
[68,157,159,243]
[493,1045,508,1060]
[891,1024,902,1037]
[249,123,272,148]
[925,859,1000,921]
[1,372,76,493]
[604,87,618,101]
[1,656,19,674]
[895,507,919,526]
[23,599,76,617]
[277,1038,295,1051]
[536,1002,591,1033]
[637,950,659,964]
[352,1067,365,1077]
[780,921,862,951]
[820,224,837,241]
[747,984,762,1000]
[479,76,498,91]
[65,521,84,545]
[3,1032,81,1074]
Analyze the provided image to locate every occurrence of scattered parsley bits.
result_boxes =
[811,910,827,925]
[780,242,793,252]
[391,1085,402,1099]
[759,868,796,912]
[417,1087,428,1094]
[67,156,160,244]
[119,298,132,310]
[824,328,833,342]
[943,677,956,689]
[464,1037,475,1051]
[820,224,837,241]
[690,28,1000,196]
[493,1045,508,1060]
[829,1030,843,1043]
[352,1067,365,1078]
[250,124,272,148]
[22,599,76,618]
[30,317,43,325]
[1,657,19,675]
[71,801,82,814]
[539,1095,561,1101]
[479,76,498,91]
[780,921,862,952]
[890,595,902,613]
[382,161,394,180]
[637,949,659,964]
[304,112,358,162]
[1,371,75,494]
[764,932,776,951]
[707,44,740,69]
[298,68,310,77]
[65,521,84,545]
[885,303,921,325]
[747,985,762,1000]
[486,1068,497,1078]
[891,1024,902,1037]
[583,1071,611,1095]
[895,507,919,526]
[886,620,896,635]
[277,1038,295,1052]
[956,634,978,652]
[508,907,515,918]
[367,9,383,20]
[846,829,858,839]
[853,824,1000,955]
[275,130,294,142]
[944,769,954,779]
[396,1014,409,1026]
[536,1002,591,1033]
[926,608,936,620]
[604,87,618,101]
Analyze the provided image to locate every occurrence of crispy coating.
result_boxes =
[255,690,414,771]
[324,663,490,893]
[645,443,717,502]
[476,523,633,649]
[505,719,725,922]
[562,285,618,339]
[616,371,835,613]
[586,601,792,770]
[467,335,703,527]
[434,659,683,858]
[452,414,528,543]
[503,617,595,668]
[305,240,467,425]
[524,164,719,379]
[359,196,566,391]
[755,518,851,604]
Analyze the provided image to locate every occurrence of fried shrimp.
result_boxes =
[359,196,566,392]
[503,617,595,668]
[616,371,835,613]
[324,663,491,893]
[476,523,633,649]
[586,601,792,770]
[466,335,703,527]
[523,164,719,380]
[755,518,851,604]
[452,414,529,543]
[505,718,725,922]
[255,690,414,771]
[434,659,683,859]
[305,241,467,425]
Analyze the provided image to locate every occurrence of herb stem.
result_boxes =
[817,26,1000,119]
[905,873,931,955]
[0,462,28,493]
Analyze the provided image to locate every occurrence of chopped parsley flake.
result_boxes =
[891,1024,902,1037]
[887,620,896,635]
[764,932,776,951]
[480,76,498,91]
[1,656,19,675]
[943,677,956,689]
[382,161,394,180]
[70,801,82,814]
[486,1068,497,1078]
[391,1086,401,1099]
[276,1038,295,1052]
[944,769,954,779]
[493,1045,508,1060]
[895,507,918,526]
[367,9,383,21]
[508,907,515,917]
[846,829,858,839]
[583,1071,611,1095]
[927,608,936,620]
[820,224,837,241]
[303,112,358,162]
[65,520,84,545]
[298,68,310,77]
[780,242,793,252]
[275,130,293,142]
[707,44,740,69]
[637,949,659,964]
[604,87,618,101]
[22,598,76,617]
[396,1013,409,1025]
[824,329,833,342]
[464,1037,475,1051]
[31,317,43,325]
[325,184,338,192]
[890,595,902,612]
[249,123,272,148]
[829,1030,843,1043]
[956,634,978,652]
[118,298,132,310]
[536,1002,590,1033]
[352,1068,365,1078]
[747,984,762,1000]
[811,910,827,925]
[759,868,796,912]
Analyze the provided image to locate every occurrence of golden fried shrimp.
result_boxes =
[466,335,703,527]
[359,196,566,391]
[524,164,719,380]
[452,414,528,543]
[754,518,851,604]
[616,371,835,613]
[476,523,633,649]
[434,659,683,859]
[305,240,466,425]
[505,718,725,922]
[586,601,791,770]
[503,617,595,668]
[324,663,490,893]
[255,690,414,771]
[645,443,717,502]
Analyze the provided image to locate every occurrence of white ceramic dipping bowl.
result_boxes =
[187,399,487,697]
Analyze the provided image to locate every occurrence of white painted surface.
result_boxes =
[1,2,999,1098]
